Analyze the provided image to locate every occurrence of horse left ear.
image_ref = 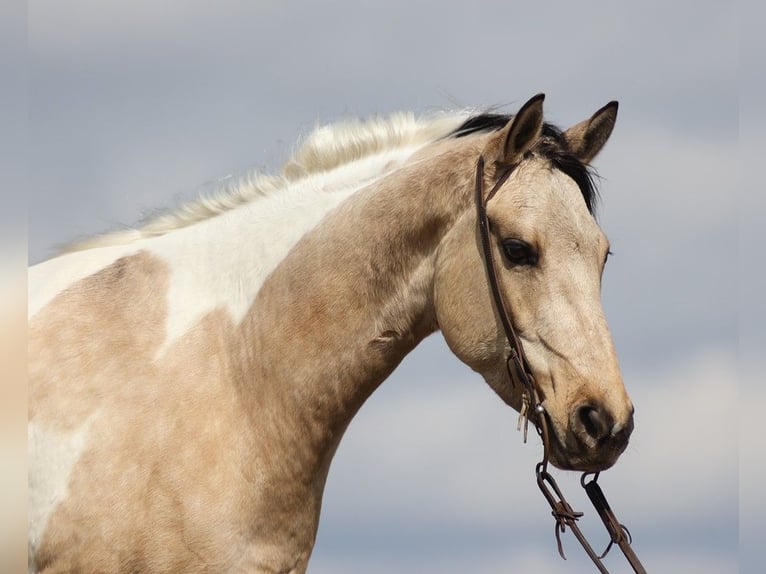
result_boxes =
[563,101,619,164]
[487,93,545,168]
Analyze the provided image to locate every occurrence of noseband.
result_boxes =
[474,155,647,573]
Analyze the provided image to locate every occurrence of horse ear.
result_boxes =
[488,93,545,167]
[563,101,618,164]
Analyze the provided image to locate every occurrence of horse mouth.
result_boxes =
[543,415,628,472]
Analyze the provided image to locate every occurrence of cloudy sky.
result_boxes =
[27,1,751,572]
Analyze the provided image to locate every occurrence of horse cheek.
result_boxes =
[433,229,497,374]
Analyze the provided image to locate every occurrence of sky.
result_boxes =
[23,1,755,572]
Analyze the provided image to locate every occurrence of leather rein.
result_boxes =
[474,155,648,573]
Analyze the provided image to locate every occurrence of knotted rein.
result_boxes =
[474,155,647,573]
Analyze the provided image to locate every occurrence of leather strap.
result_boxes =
[474,156,541,423]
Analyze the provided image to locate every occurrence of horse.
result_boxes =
[28,94,635,574]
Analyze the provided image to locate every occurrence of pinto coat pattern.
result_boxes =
[29,95,633,573]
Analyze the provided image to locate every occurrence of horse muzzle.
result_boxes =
[547,402,635,472]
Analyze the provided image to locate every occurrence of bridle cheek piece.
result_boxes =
[474,155,647,573]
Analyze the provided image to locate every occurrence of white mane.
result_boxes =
[64,111,471,253]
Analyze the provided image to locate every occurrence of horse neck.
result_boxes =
[245,139,479,474]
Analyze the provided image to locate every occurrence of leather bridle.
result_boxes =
[474,155,648,573]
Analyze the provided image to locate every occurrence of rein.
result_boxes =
[474,155,647,573]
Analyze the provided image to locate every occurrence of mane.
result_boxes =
[62,108,598,254]
[63,111,470,253]
[449,113,600,214]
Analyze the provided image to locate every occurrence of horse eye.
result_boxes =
[501,239,538,266]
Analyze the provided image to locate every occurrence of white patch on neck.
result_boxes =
[151,145,428,354]
[28,143,431,353]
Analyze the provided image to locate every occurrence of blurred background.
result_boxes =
[20,1,752,572]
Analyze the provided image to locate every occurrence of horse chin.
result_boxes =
[548,448,619,472]
[547,450,618,473]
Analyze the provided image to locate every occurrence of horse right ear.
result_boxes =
[486,93,545,168]
[562,101,618,164]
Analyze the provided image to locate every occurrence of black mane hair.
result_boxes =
[450,113,599,214]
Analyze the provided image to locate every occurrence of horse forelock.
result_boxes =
[449,113,601,215]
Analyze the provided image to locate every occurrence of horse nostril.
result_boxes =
[576,404,613,444]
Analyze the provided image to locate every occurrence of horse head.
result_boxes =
[435,95,634,472]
